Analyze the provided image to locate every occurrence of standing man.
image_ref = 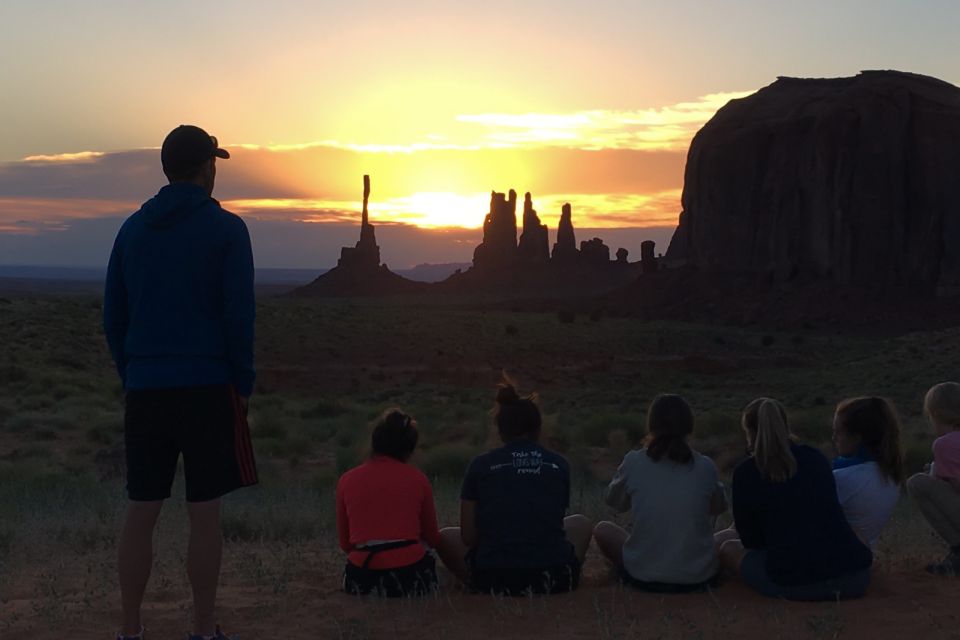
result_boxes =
[103,125,258,640]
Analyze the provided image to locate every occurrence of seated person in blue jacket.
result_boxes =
[715,397,873,600]
[436,379,593,595]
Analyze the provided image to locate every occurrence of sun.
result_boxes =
[368,192,491,229]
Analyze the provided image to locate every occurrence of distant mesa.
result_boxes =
[551,203,579,264]
[517,192,549,264]
[470,192,633,273]
[579,238,610,265]
[639,241,656,274]
[293,176,659,298]
[473,189,519,271]
[293,175,426,297]
[666,70,960,295]
[438,190,644,295]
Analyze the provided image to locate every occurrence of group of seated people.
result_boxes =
[335,380,960,600]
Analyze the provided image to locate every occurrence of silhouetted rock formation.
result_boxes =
[551,203,578,264]
[666,70,960,294]
[640,241,657,274]
[517,192,549,263]
[338,175,381,270]
[293,175,426,297]
[616,248,629,264]
[473,190,518,270]
[579,238,610,265]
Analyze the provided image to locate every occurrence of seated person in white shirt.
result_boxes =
[832,397,904,549]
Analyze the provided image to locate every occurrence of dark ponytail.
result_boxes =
[644,394,694,465]
[494,376,541,442]
[835,397,905,485]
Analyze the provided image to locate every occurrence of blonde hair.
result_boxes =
[743,397,797,483]
[924,382,960,427]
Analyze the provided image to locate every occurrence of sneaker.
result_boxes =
[187,625,233,640]
[925,551,960,577]
[116,626,144,640]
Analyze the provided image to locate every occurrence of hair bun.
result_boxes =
[496,383,520,405]
[386,409,410,429]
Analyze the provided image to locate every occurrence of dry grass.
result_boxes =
[1,295,959,638]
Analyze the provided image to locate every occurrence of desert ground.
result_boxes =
[1,293,959,639]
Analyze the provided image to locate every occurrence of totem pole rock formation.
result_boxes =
[666,70,960,293]
[337,174,381,270]
[640,240,657,274]
[473,190,519,270]
[293,175,426,297]
[517,192,550,263]
[551,203,579,264]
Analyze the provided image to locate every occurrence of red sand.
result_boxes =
[4,556,959,640]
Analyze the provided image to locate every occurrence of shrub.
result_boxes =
[578,412,644,448]
[336,445,362,476]
[418,443,477,480]
[300,398,348,419]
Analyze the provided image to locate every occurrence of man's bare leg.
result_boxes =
[187,498,222,637]
[118,500,164,636]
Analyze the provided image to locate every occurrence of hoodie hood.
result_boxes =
[142,183,213,229]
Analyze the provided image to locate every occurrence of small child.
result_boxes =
[907,382,960,577]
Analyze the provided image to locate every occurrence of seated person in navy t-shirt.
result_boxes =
[435,380,593,595]
[715,398,873,601]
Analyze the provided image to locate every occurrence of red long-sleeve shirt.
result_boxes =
[336,456,442,570]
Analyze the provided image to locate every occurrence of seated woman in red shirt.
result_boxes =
[336,409,442,596]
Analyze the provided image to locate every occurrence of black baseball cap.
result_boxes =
[161,124,229,177]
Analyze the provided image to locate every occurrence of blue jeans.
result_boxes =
[740,551,870,601]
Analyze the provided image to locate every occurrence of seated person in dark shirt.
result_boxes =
[435,379,593,595]
[715,398,873,601]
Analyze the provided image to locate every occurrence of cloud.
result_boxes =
[22,151,107,163]
[456,90,754,151]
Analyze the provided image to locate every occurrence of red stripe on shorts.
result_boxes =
[231,387,258,485]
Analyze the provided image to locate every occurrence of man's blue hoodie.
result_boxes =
[103,183,256,396]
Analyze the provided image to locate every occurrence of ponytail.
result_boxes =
[745,398,796,483]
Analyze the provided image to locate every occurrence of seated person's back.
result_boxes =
[734,442,872,585]
[830,397,904,549]
[463,439,572,570]
[336,410,441,596]
[609,448,722,584]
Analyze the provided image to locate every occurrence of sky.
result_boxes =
[1,0,958,268]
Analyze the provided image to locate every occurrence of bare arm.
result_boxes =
[604,459,632,513]
[709,481,728,516]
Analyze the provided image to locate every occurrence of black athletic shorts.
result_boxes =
[124,384,258,502]
[469,557,581,596]
[343,553,439,597]
[620,567,719,594]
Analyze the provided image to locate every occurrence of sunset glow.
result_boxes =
[2,1,958,268]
